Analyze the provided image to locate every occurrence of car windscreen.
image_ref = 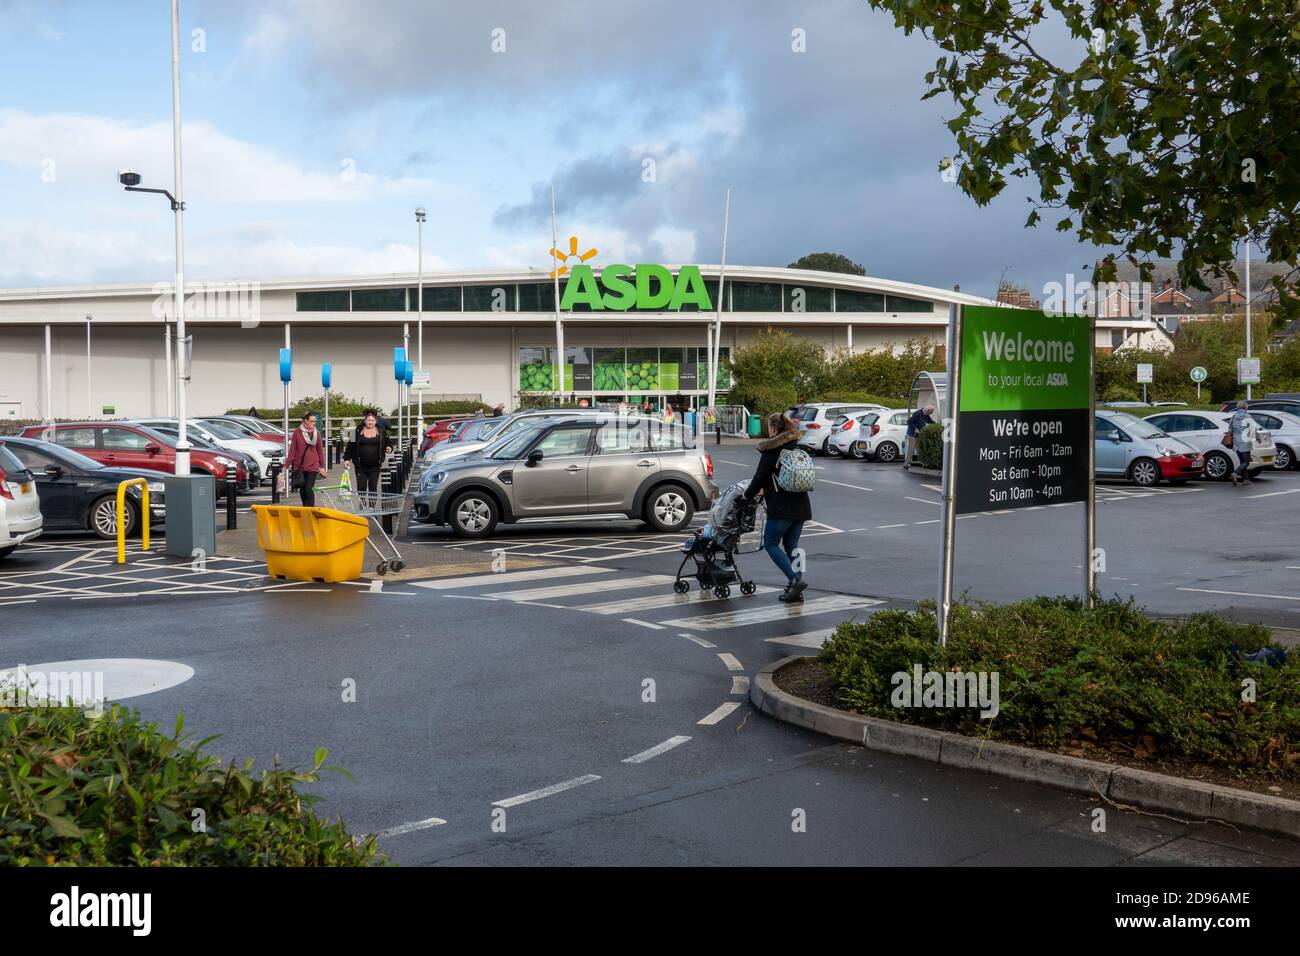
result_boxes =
[3,441,103,472]
[1111,413,1167,439]
[207,419,256,437]
[488,425,548,460]
[788,406,816,421]
[0,445,28,476]
[201,421,247,440]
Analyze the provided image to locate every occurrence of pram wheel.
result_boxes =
[699,579,711,590]
[376,560,389,576]
[713,585,731,599]
[740,581,757,596]
[673,580,690,594]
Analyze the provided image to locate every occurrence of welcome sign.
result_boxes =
[954,305,1091,514]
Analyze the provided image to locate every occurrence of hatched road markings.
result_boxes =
[662,594,883,631]
[412,565,613,590]
[491,574,674,602]
[697,701,742,725]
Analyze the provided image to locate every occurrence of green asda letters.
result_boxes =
[559,264,713,311]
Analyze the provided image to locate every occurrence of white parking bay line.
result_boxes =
[622,617,665,630]
[663,595,883,630]
[412,566,613,590]
[698,701,742,725]
[1245,487,1300,499]
[677,632,717,648]
[375,817,447,838]
[717,652,743,671]
[622,735,692,764]
[578,585,777,615]
[764,628,835,649]
[1177,587,1300,602]
[905,496,941,506]
[817,478,873,492]
[492,774,602,808]
[491,574,674,602]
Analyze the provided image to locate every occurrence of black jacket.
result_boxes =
[743,430,812,521]
[907,409,933,437]
[344,425,392,469]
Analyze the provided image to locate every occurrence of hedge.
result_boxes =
[819,597,1298,780]
[916,421,944,468]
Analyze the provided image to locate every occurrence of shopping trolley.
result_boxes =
[316,469,406,575]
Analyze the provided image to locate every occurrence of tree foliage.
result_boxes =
[866,1,1300,313]
[787,252,867,275]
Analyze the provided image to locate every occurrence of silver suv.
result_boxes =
[413,416,717,538]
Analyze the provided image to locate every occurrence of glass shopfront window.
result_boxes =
[518,282,556,312]
[783,284,833,313]
[835,289,885,312]
[728,281,782,312]
[351,287,407,311]
[885,295,935,313]
[624,347,659,391]
[465,284,515,312]
[518,346,555,392]
[409,286,462,311]
[296,290,350,312]
[592,348,626,392]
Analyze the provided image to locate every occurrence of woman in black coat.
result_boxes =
[344,408,394,494]
[742,412,812,602]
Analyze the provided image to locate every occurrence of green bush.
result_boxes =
[915,421,944,468]
[728,328,826,410]
[1100,384,1141,403]
[818,390,906,408]
[819,597,1299,779]
[0,705,381,866]
[817,339,942,400]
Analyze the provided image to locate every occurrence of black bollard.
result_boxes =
[269,463,282,504]
[225,464,239,530]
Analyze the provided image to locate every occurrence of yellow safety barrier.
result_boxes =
[115,478,151,564]
[249,504,369,583]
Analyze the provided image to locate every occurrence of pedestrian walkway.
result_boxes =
[412,564,884,640]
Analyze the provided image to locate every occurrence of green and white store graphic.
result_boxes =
[954,305,1092,514]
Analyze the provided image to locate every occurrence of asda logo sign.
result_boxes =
[560,264,713,312]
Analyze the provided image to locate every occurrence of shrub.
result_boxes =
[817,339,942,400]
[915,421,944,468]
[818,390,906,408]
[819,598,1299,779]
[728,328,826,410]
[0,705,381,866]
[1100,384,1141,403]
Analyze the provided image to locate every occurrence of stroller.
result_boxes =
[673,481,762,598]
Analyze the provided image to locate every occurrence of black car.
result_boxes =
[0,437,166,538]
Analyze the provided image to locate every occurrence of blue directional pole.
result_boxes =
[393,347,407,465]
[279,347,293,463]
[322,362,333,465]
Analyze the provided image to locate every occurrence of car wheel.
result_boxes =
[89,495,138,539]
[820,437,830,455]
[875,441,900,463]
[644,485,694,532]
[449,491,499,539]
[1128,458,1160,487]
[0,546,14,560]
[1274,445,1294,470]
[850,441,868,460]
[1204,451,1232,481]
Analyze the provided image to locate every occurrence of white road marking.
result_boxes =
[718,459,750,467]
[492,774,602,808]
[0,600,37,607]
[764,628,835,648]
[922,484,943,492]
[877,523,907,529]
[1245,487,1300,499]
[664,595,882,630]
[368,579,383,593]
[904,496,941,506]
[915,519,940,525]
[622,735,692,764]
[816,478,873,492]
[375,817,447,838]
[492,574,674,602]
[717,652,743,672]
[622,617,665,630]
[412,565,613,590]
[577,585,776,615]
[698,701,742,725]
[677,632,717,648]
[1176,587,1300,602]
[440,594,500,602]
[730,676,751,695]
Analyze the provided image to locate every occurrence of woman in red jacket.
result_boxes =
[286,412,328,505]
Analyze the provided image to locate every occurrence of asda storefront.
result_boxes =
[517,345,729,402]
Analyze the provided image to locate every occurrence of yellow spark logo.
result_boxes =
[549,235,597,278]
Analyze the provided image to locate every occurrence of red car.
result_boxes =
[18,422,248,495]
[419,416,474,455]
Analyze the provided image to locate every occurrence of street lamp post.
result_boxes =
[85,314,92,418]
[415,207,426,432]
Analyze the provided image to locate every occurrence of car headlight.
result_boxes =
[147,481,165,493]
[215,456,237,467]
[1155,445,1179,458]
[424,470,448,488]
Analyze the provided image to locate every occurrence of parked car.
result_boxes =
[425,408,613,466]
[0,437,165,538]
[1219,399,1300,418]
[18,422,249,494]
[419,416,474,455]
[1246,409,1300,470]
[414,416,716,538]
[138,418,282,478]
[788,402,889,455]
[842,408,910,461]
[202,415,286,444]
[1143,410,1275,479]
[0,443,42,559]
[1094,411,1203,486]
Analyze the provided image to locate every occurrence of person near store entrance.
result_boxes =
[904,404,936,470]
[343,408,393,495]
[491,402,505,417]
[287,411,328,506]
[741,412,813,603]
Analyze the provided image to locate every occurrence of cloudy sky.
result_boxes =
[0,0,1102,297]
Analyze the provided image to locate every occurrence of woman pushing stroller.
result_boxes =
[741,412,814,603]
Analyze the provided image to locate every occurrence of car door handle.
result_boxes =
[636,459,655,467]
[564,465,584,472]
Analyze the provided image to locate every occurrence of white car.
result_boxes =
[848,408,910,461]
[1247,409,1300,470]
[426,409,613,466]
[789,402,888,455]
[136,418,283,478]
[1144,410,1275,479]
[0,444,42,559]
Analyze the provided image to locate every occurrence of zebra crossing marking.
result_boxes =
[411,565,612,590]
[575,584,777,615]
[490,574,675,602]
[662,595,883,631]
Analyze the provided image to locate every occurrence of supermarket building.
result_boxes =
[0,264,1158,421]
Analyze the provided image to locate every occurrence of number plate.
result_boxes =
[20,482,31,494]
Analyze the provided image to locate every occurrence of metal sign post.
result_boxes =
[279,347,292,464]
[936,303,962,645]
[1085,313,1096,607]
[322,363,332,463]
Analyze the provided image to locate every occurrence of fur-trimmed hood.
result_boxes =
[756,430,800,452]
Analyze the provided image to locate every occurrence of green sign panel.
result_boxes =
[954,305,1092,515]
